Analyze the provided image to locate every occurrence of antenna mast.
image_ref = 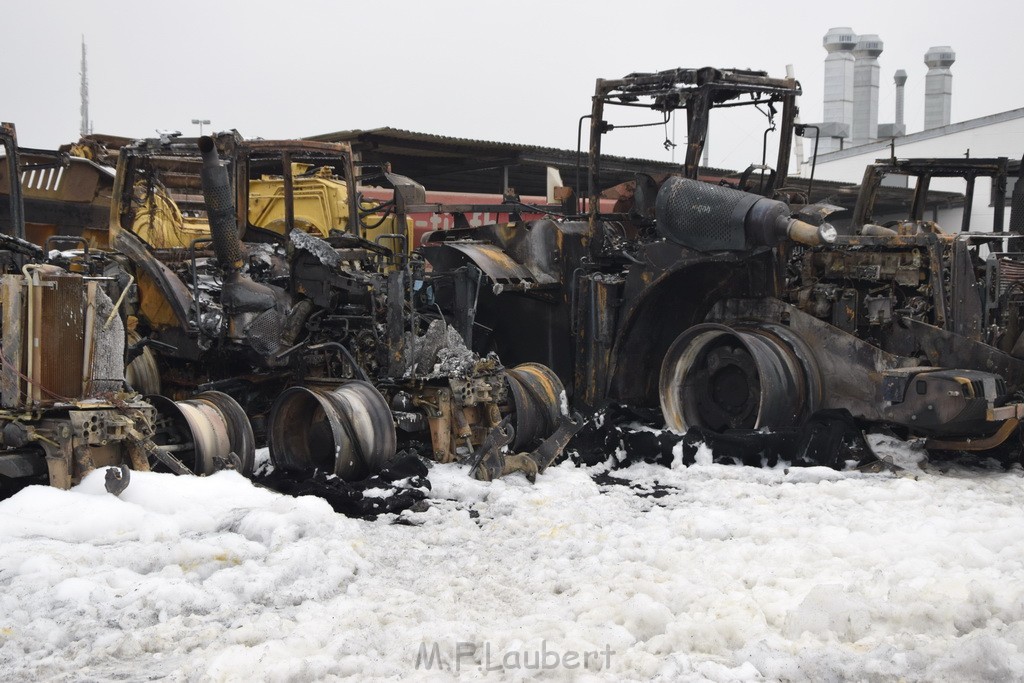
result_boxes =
[80,36,91,137]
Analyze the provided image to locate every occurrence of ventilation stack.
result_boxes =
[894,69,907,128]
[819,27,858,153]
[852,34,883,146]
[879,70,908,139]
[924,46,955,130]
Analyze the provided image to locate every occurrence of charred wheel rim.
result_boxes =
[506,363,565,451]
[659,323,819,433]
[148,391,255,475]
[268,381,396,480]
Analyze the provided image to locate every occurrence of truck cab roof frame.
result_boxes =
[586,67,801,224]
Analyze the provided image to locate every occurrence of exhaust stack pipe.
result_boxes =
[198,136,289,353]
[198,136,244,271]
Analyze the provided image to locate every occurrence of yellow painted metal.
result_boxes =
[136,272,181,330]
[131,165,413,254]
[131,182,209,249]
[248,164,412,252]
[249,165,344,237]
[926,418,1020,452]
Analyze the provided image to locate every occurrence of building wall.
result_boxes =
[804,111,1024,232]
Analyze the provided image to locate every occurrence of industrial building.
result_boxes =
[803,28,1024,231]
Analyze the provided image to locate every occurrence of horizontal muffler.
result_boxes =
[655,177,836,250]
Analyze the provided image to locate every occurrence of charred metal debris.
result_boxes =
[2,65,1024,511]
[416,67,1024,467]
[0,124,576,513]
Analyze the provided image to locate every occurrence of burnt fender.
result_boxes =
[422,241,537,290]
[111,228,192,331]
[605,253,762,408]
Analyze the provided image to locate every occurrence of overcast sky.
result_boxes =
[5,0,1022,171]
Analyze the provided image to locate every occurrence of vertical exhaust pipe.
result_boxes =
[198,135,285,354]
[198,136,244,271]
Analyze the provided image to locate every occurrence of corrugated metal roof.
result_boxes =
[312,127,534,152]
[308,126,736,176]
[306,127,958,215]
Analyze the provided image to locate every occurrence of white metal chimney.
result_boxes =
[894,69,907,127]
[820,27,857,153]
[852,34,883,146]
[878,69,908,139]
[924,46,955,130]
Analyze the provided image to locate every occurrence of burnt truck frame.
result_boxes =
[0,123,246,497]
[99,132,575,483]
[416,67,1024,454]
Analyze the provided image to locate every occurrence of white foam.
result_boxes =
[2,438,1023,680]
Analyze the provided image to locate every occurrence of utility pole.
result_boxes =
[80,36,91,137]
[191,119,211,136]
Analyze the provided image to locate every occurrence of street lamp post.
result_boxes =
[191,118,211,136]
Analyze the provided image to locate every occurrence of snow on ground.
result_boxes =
[2,440,1024,681]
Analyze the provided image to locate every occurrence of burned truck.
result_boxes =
[415,67,1024,457]
[0,123,248,497]
[98,132,573,483]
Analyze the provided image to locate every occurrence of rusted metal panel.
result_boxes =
[37,273,85,404]
[112,229,192,331]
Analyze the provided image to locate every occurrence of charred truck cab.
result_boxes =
[418,68,1024,457]
[100,132,572,484]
